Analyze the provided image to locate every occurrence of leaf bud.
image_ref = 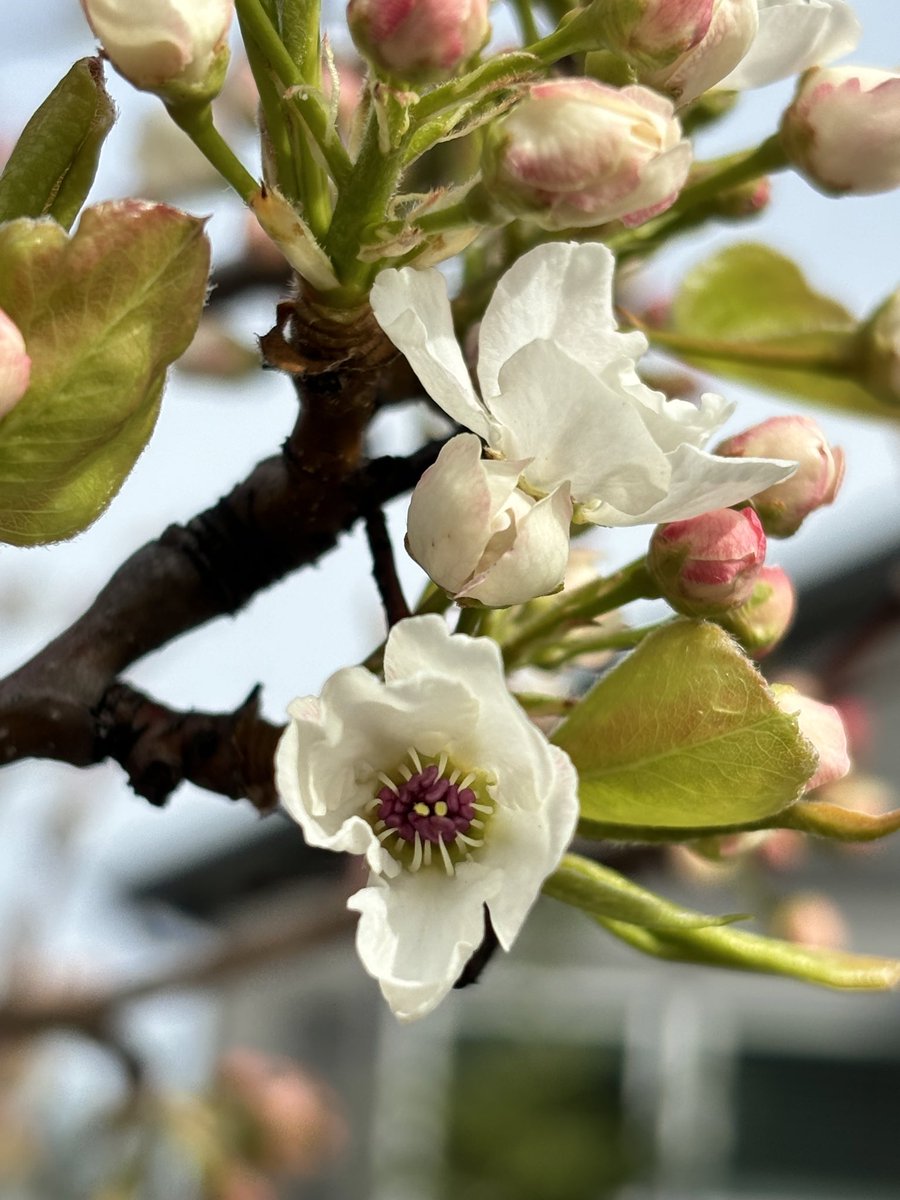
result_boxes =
[715,415,843,538]
[647,506,766,617]
[478,78,692,230]
[781,65,900,196]
[347,0,490,83]
[0,308,31,420]
[718,564,795,657]
[81,0,233,104]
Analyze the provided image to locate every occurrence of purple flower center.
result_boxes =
[371,751,493,874]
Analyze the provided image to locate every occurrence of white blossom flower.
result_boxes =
[275,615,579,1020]
[370,240,794,605]
[720,0,860,92]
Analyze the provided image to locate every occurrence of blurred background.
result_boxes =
[0,0,899,1196]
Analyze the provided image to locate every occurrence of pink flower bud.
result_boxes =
[0,309,30,419]
[719,564,795,657]
[599,0,759,107]
[715,415,844,538]
[781,65,900,195]
[81,0,233,101]
[648,506,766,617]
[771,892,847,950]
[347,0,490,82]
[480,79,692,230]
[773,688,851,792]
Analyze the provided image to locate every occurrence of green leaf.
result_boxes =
[598,915,900,991]
[544,854,745,931]
[552,620,817,835]
[668,242,893,418]
[0,201,210,545]
[0,58,115,230]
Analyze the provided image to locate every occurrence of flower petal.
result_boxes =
[460,483,573,607]
[585,441,796,526]
[406,434,522,595]
[625,380,735,451]
[476,242,647,400]
[349,862,500,1020]
[491,340,670,505]
[721,0,860,91]
[370,266,491,438]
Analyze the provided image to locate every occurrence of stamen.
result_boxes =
[459,773,476,791]
[399,763,412,781]
[434,800,449,817]
[375,819,386,831]
[408,746,422,773]
[411,832,424,872]
[449,769,460,785]
[456,832,484,848]
[413,802,430,817]
[366,798,381,811]
[437,836,454,876]
[470,818,484,829]
[437,752,448,777]
[377,772,399,795]
[424,841,432,867]
[472,802,493,814]
[378,828,399,842]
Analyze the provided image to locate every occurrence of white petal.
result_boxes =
[460,484,573,607]
[721,0,860,91]
[349,863,500,1020]
[491,340,670,505]
[370,266,492,438]
[585,441,796,526]
[406,434,522,595]
[483,745,580,950]
[476,242,647,400]
[625,380,735,452]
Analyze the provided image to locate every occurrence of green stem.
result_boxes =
[280,0,331,238]
[513,692,578,717]
[536,620,669,667]
[167,104,258,201]
[413,200,475,235]
[525,8,599,64]
[455,605,488,636]
[675,136,789,211]
[501,558,656,667]
[512,0,542,46]
[411,51,541,123]
[237,9,302,200]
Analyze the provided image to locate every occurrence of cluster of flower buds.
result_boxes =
[0,309,30,420]
[647,505,766,617]
[781,66,900,196]
[477,79,692,230]
[715,416,844,538]
[347,0,490,81]
[81,0,233,103]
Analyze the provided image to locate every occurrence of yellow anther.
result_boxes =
[434,800,449,817]
[413,802,430,816]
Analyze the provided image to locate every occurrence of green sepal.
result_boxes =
[552,620,818,834]
[0,58,115,230]
[544,854,746,931]
[779,799,900,843]
[0,201,210,545]
[668,242,892,418]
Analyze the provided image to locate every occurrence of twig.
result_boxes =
[364,505,411,628]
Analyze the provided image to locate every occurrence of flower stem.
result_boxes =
[535,620,670,668]
[167,103,258,201]
[456,605,488,636]
[674,136,789,210]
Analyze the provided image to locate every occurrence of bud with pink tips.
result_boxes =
[347,0,490,82]
[772,687,851,793]
[781,66,900,196]
[81,0,233,103]
[719,564,796,657]
[0,309,30,420]
[715,415,843,538]
[478,79,692,230]
[648,506,766,617]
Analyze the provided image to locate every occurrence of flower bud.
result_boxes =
[718,564,795,657]
[406,433,572,608]
[770,892,847,950]
[0,309,31,420]
[773,688,851,792]
[648,506,766,617]
[859,290,900,405]
[347,0,490,82]
[479,79,692,230]
[81,0,233,103]
[781,65,900,196]
[715,416,844,538]
[598,0,759,107]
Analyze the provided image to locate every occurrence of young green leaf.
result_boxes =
[0,58,115,230]
[552,620,817,834]
[0,200,210,545]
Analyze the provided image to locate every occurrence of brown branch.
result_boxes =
[364,506,411,629]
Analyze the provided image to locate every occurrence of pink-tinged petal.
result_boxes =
[476,242,646,398]
[721,0,860,91]
[370,267,492,438]
[0,309,30,418]
[774,690,851,792]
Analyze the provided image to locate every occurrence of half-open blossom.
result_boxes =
[480,79,692,230]
[716,415,844,537]
[774,687,851,792]
[781,66,900,196]
[370,241,794,605]
[275,615,579,1020]
[648,506,766,617]
[347,0,490,82]
[0,309,30,420]
[81,0,233,101]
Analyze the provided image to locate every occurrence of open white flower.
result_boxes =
[720,0,860,92]
[275,615,579,1021]
[370,241,794,605]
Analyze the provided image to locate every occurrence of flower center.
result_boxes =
[368,748,495,875]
